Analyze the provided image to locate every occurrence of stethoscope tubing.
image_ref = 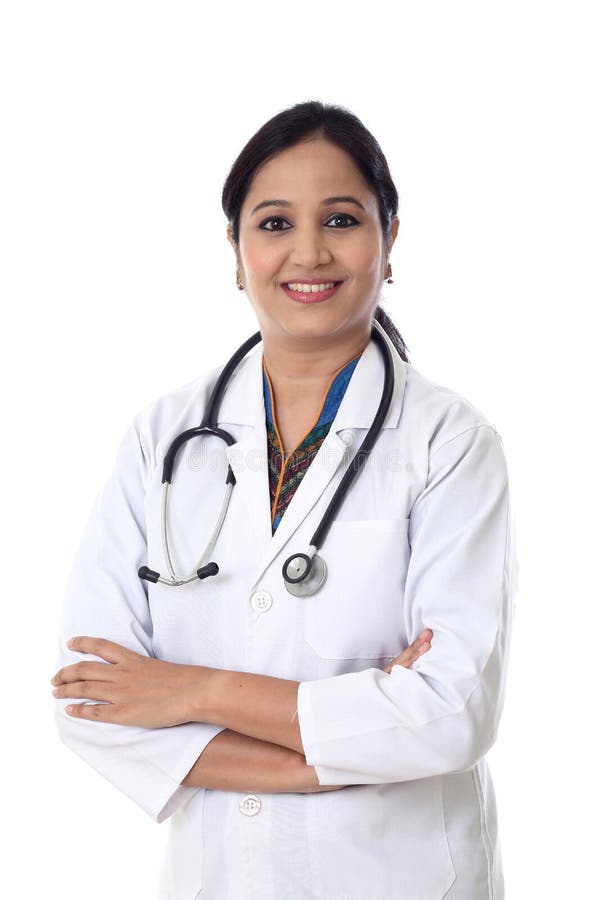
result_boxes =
[138,321,395,592]
[307,323,394,551]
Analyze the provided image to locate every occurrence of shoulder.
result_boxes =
[129,363,226,471]
[402,361,502,456]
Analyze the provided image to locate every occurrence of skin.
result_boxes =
[51,633,432,796]
[228,136,400,423]
[50,631,433,729]
[51,137,432,787]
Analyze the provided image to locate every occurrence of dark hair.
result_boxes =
[222,100,410,363]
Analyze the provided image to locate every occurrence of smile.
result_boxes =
[285,282,338,293]
[280,281,343,304]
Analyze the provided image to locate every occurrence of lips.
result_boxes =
[281,281,343,304]
[285,281,338,293]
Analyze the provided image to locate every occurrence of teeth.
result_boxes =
[286,282,337,292]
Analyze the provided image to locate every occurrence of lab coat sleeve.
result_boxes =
[296,423,517,784]
[53,416,226,823]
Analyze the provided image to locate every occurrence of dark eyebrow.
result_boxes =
[251,199,292,215]
[322,196,367,212]
[250,195,367,216]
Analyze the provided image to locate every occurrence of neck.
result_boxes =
[261,326,371,403]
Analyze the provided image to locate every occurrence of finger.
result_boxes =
[63,700,119,723]
[410,637,431,658]
[405,642,431,666]
[51,660,115,686]
[385,638,432,673]
[406,630,433,659]
[412,629,433,647]
[66,636,133,664]
[385,651,410,672]
[52,680,116,702]
[394,638,429,667]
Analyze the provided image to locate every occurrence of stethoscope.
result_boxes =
[138,318,396,597]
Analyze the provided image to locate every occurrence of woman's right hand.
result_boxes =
[383,628,433,674]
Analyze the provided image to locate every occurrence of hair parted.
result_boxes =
[221,100,410,363]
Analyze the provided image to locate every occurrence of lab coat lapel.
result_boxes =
[219,348,274,571]
[219,333,406,590]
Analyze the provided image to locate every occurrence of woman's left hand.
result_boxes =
[50,636,213,728]
[383,628,433,673]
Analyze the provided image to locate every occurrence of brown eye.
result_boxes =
[325,214,359,228]
[259,217,292,231]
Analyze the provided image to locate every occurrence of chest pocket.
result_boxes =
[303,517,411,659]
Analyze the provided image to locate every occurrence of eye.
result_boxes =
[324,214,359,228]
[259,216,292,232]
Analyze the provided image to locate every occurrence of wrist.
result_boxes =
[187,665,223,723]
[292,755,321,792]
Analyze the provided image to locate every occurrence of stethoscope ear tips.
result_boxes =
[138,562,219,584]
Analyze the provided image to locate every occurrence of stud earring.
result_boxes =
[385,262,393,284]
[236,269,244,291]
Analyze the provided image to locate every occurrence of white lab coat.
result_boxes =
[53,330,517,900]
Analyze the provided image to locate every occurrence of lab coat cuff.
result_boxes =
[297,678,360,786]
[297,667,459,785]
[298,671,412,786]
[143,722,227,823]
[56,699,228,825]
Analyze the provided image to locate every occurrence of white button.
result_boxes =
[239,794,262,816]
[339,430,355,447]
[251,590,272,612]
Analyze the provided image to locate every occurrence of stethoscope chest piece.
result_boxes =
[282,551,327,597]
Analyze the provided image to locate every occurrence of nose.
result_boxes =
[288,225,333,270]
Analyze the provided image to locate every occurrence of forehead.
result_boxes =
[243,138,374,207]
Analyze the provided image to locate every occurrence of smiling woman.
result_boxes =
[52,100,516,900]
[222,112,409,459]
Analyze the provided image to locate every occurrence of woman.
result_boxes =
[51,101,516,899]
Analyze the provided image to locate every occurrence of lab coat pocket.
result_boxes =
[304,517,410,659]
[307,777,456,899]
[160,787,206,900]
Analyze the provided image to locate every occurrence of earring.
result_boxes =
[385,262,393,284]
[236,269,244,291]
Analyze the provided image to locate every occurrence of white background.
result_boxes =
[2,1,598,896]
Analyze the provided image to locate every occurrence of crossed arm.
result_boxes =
[51,631,432,794]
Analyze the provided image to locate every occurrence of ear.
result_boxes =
[387,215,400,253]
[226,224,236,250]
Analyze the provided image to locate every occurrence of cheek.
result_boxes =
[242,241,282,277]
[343,231,383,278]
[349,248,383,280]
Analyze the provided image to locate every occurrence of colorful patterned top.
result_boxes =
[262,352,363,533]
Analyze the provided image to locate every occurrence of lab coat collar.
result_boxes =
[217,333,408,590]
[217,333,407,433]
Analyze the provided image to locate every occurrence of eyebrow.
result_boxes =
[250,195,367,216]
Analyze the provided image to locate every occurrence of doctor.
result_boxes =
[51,100,517,900]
